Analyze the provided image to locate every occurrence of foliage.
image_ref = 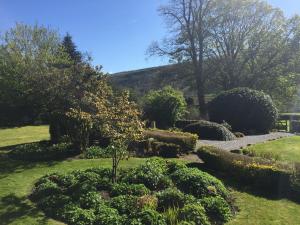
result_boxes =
[183,120,236,141]
[178,203,210,225]
[145,129,197,153]
[152,141,180,158]
[209,88,278,134]
[175,120,199,129]
[143,86,187,128]
[65,108,93,152]
[110,183,150,197]
[8,141,78,161]
[197,145,296,195]
[291,120,300,133]
[156,188,185,211]
[137,208,167,225]
[62,33,83,64]
[170,167,230,199]
[200,196,232,223]
[84,146,110,159]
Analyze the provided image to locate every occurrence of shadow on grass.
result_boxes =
[0,194,48,225]
[187,162,300,204]
[0,153,60,179]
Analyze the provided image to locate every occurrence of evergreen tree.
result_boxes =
[62,33,82,64]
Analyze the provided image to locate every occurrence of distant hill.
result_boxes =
[109,64,198,100]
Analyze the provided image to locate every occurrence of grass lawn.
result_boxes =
[0,125,49,148]
[245,136,300,163]
[1,126,300,224]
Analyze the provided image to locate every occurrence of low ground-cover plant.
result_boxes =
[183,120,236,141]
[197,145,299,197]
[31,158,234,225]
[8,141,78,161]
[144,129,198,153]
[84,146,111,159]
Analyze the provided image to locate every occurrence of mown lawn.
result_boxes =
[1,126,300,224]
[245,136,300,163]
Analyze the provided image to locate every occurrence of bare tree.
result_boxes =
[148,0,219,117]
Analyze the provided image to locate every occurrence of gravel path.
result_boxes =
[197,132,294,151]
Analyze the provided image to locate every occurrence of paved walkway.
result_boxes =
[198,132,294,151]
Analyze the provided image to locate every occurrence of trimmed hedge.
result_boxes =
[144,129,198,152]
[152,141,180,158]
[8,141,78,161]
[183,120,236,141]
[209,88,278,134]
[197,146,295,195]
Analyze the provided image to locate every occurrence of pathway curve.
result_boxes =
[197,132,294,151]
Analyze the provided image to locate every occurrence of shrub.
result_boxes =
[175,120,199,129]
[166,161,188,174]
[143,86,187,128]
[200,196,232,223]
[156,188,185,211]
[183,120,236,141]
[291,120,300,133]
[209,88,278,134]
[171,167,229,199]
[197,145,292,193]
[9,141,78,161]
[121,158,172,190]
[137,208,167,225]
[178,203,210,225]
[84,146,110,159]
[94,205,123,225]
[79,192,103,209]
[110,195,139,215]
[145,129,197,152]
[152,141,180,158]
[110,183,150,197]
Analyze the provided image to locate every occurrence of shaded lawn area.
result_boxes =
[1,125,300,224]
[245,136,300,163]
[0,126,49,148]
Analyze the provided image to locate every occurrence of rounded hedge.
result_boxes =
[31,159,233,225]
[183,120,236,141]
[208,88,278,134]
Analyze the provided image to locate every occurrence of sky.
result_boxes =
[0,0,300,73]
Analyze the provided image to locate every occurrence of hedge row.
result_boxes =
[197,146,300,198]
[144,129,198,152]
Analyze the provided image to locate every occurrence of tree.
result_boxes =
[143,86,187,128]
[148,0,219,117]
[62,33,82,64]
[82,85,144,183]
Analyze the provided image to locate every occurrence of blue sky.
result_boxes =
[1,0,300,73]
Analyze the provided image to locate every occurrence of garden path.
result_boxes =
[197,132,295,151]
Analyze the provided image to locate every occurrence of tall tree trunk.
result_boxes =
[195,69,208,119]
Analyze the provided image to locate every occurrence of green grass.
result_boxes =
[1,126,300,224]
[245,136,300,163]
[0,125,49,148]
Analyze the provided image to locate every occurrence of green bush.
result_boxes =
[152,141,180,158]
[143,86,187,128]
[200,196,232,223]
[145,129,197,152]
[156,188,185,211]
[209,88,278,134]
[197,145,292,193]
[9,141,78,161]
[110,195,139,215]
[31,159,234,224]
[121,158,172,190]
[110,183,150,197]
[183,120,236,141]
[178,203,210,225]
[171,167,229,199]
[84,146,110,159]
[137,208,167,225]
